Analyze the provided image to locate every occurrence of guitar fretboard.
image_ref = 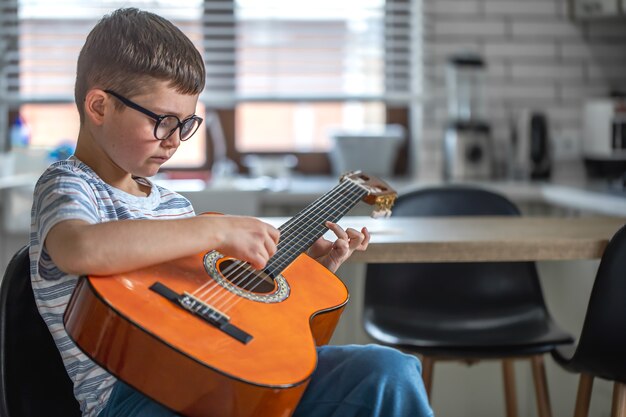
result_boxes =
[264,180,368,277]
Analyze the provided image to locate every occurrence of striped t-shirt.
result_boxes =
[29,156,195,417]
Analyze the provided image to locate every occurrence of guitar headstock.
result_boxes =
[340,171,397,218]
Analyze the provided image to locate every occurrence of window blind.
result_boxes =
[0,0,202,150]
[0,0,419,105]
[202,0,419,106]
[1,0,203,103]
[0,0,421,151]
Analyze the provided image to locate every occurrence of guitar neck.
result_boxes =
[264,180,368,277]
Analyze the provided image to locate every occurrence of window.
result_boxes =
[203,0,418,159]
[1,0,420,173]
[1,0,206,169]
[236,102,385,152]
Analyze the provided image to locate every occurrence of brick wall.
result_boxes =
[418,0,626,180]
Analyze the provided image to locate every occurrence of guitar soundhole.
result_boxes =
[218,260,275,294]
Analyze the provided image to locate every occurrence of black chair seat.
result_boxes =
[364,187,573,357]
[365,305,573,356]
[363,186,574,416]
[550,222,626,400]
[0,246,81,417]
[553,344,626,385]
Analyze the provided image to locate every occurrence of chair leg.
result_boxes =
[421,356,434,399]
[612,381,626,417]
[574,373,594,417]
[502,359,519,417]
[531,355,552,417]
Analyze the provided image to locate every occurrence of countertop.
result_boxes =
[154,175,626,217]
[0,173,40,190]
[1,171,625,218]
[262,216,626,262]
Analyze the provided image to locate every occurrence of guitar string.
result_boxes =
[213,186,365,315]
[212,183,367,314]
[196,180,364,311]
[194,181,364,313]
[266,186,365,273]
[211,184,358,311]
[199,181,365,312]
[190,180,364,308]
[189,180,359,302]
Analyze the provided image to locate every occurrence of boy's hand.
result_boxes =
[211,216,280,270]
[306,221,370,273]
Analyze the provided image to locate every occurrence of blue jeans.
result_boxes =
[98,344,434,417]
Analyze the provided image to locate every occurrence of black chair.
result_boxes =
[0,246,81,417]
[364,186,574,417]
[551,223,626,417]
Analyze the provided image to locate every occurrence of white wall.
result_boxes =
[418,0,626,180]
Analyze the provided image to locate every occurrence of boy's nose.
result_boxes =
[162,130,181,147]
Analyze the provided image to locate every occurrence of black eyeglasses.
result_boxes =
[104,90,203,141]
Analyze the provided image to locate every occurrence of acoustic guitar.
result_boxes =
[63,171,396,417]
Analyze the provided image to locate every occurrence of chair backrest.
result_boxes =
[0,246,81,417]
[364,186,549,323]
[573,223,626,383]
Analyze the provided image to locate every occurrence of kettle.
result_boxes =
[529,113,551,180]
[513,110,551,180]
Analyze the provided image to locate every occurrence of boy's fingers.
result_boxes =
[257,219,279,242]
[314,237,333,251]
[268,225,281,243]
[326,222,348,239]
[250,253,267,270]
[325,221,348,240]
[264,236,277,257]
[346,227,362,240]
[333,239,349,254]
[355,227,370,249]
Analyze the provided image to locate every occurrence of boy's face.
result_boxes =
[98,81,200,178]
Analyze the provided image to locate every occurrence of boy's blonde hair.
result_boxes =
[74,8,205,122]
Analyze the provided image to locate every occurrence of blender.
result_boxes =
[443,53,493,180]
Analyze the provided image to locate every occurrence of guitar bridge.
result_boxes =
[150,282,253,344]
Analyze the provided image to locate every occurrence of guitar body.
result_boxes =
[64,252,348,417]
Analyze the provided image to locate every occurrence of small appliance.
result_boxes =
[443,53,493,180]
[529,112,552,180]
[513,110,552,180]
[443,121,492,180]
[583,94,626,178]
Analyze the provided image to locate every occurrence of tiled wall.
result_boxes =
[418,0,626,180]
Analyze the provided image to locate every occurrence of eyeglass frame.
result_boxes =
[104,89,203,141]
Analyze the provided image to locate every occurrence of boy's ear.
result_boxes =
[84,89,109,126]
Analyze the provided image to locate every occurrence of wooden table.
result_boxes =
[262,216,626,263]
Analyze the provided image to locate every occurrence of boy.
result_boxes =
[30,8,433,417]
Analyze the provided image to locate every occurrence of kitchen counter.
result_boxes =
[262,216,625,263]
[0,173,40,190]
[1,172,625,236]
[155,175,626,217]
